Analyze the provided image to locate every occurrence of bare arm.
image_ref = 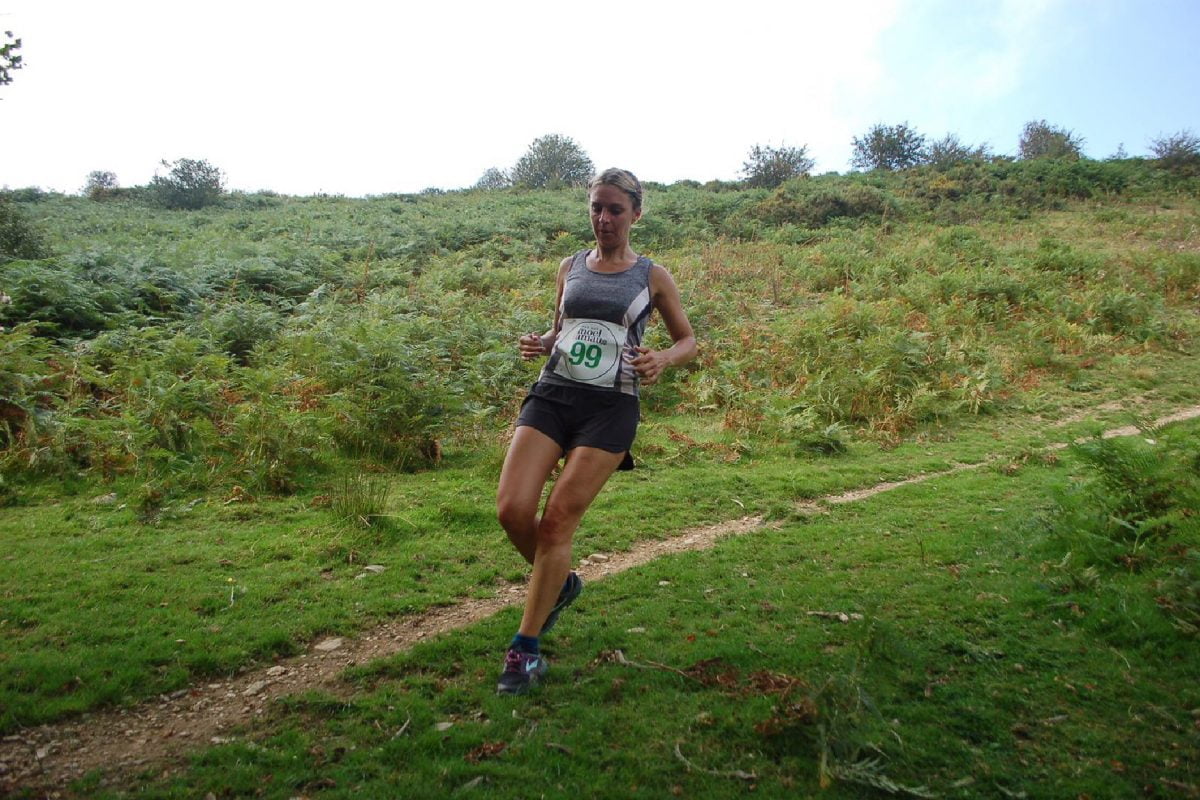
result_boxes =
[629,263,697,384]
[519,256,572,360]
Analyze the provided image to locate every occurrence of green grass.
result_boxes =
[3,367,1199,734]
[47,418,1197,799]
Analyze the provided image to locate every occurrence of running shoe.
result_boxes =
[540,571,583,635]
[495,648,549,695]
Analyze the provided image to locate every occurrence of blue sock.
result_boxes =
[510,633,539,655]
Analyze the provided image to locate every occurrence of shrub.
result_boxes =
[474,167,511,190]
[925,134,990,170]
[150,158,225,210]
[1018,120,1084,160]
[851,123,927,171]
[740,144,815,188]
[1149,129,1200,176]
[510,135,594,189]
[83,171,119,200]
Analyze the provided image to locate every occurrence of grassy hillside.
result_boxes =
[0,159,1198,796]
[2,159,1197,506]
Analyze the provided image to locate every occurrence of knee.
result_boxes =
[536,500,585,547]
[496,495,535,534]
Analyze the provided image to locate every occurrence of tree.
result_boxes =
[739,144,814,188]
[925,133,990,169]
[1018,120,1084,160]
[150,158,225,209]
[83,170,119,200]
[474,167,511,190]
[851,123,926,171]
[510,135,594,189]
[1,31,21,88]
[1149,130,1200,175]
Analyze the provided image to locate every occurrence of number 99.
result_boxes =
[569,341,602,369]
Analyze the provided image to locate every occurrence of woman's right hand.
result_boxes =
[519,333,547,360]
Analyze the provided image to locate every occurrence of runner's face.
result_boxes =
[589,184,640,249]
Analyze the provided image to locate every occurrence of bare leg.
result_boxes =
[517,446,624,637]
[496,426,563,565]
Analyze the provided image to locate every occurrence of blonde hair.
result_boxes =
[588,168,643,213]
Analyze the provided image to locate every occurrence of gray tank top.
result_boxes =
[540,250,653,396]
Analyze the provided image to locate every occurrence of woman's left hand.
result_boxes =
[629,346,671,385]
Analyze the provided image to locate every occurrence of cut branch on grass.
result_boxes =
[807,610,865,623]
[391,714,412,739]
[673,743,757,782]
[457,775,485,792]
[825,757,937,798]
[1158,778,1199,798]
[602,649,701,682]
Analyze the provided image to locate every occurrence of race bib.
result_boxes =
[552,318,629,387]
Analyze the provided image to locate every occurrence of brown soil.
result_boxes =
[3,405,1198,795]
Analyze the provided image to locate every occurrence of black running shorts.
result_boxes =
[516,382,639,459]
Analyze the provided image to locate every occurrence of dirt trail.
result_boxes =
[3,405,1199,794]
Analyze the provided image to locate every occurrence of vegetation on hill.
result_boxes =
[1,149,1199,797]
[1,157,1197,514]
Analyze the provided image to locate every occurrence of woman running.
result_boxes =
[495,168,697,694]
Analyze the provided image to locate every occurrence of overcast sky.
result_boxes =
[2,0,1197,197]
